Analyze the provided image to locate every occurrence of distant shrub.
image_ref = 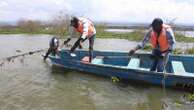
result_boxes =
[17,20,42,33]
[175,32,194,42]
[49,12,71,38]
[185,47,194,54]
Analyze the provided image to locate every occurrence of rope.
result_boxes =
[0,48,48,67]
[161,67,168,110]
[0,44,72,67]
[161,54,169,110]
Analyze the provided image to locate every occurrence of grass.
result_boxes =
[1,25,194,43]
[0,27,49,34]
[96,30,144,41]
[172,48,183,54]
[0,27,69,36]
[175,33,194,42]
[97,30,194,43]
[142,46,194,55]
[96,28,194,43]
[185,47,194,54]
[1,25,194,55]
[172,48,194,55]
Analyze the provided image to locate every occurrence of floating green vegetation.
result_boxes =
[186,47,194,54]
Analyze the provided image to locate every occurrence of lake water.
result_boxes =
[0,34,193,110]
[105,29,194,38]
[105,29,134,33]
[176,31,194,38]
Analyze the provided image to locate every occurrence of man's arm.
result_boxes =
[60,27,75,49]
[166,28,176,52]
[43,48,52,60]
[137,29,152,49]
[129,30,152,55]
[70,37,85,53]
[63,38,71,44]
[64,27,75,45]
[80,22,89,39]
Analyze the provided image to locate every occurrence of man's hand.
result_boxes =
[128,49,136,56]
[64,38,71,45]
[78,43,83,49]
[66,44,72,48]
[70,37,84,53]
[64,40,69,45]
[60,38,72,49]
[42,54,46,61]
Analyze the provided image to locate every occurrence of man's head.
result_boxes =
[49,37,59,49]
[151,18,163,33]
[70,17,79,28]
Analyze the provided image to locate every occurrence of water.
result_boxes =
[186,31,194,37]
[0,34,51,58]
[105,29,194,38]
[0,35,194,110]
[105,29,134,33]
[176,31,194,38]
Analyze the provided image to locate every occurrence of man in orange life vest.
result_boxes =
[63,17,96,62]
[129,18,176,72]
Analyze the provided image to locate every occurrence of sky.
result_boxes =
[0,0,194,24]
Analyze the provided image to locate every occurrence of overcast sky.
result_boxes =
[0,0,194,24]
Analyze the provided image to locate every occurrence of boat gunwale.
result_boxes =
[49,55,194,79]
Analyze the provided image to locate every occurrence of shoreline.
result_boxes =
[0,34,194,54]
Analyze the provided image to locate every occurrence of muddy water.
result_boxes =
[0,34,193,110]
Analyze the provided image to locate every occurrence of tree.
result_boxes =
[50,11,71,38]
[17,19,42,33]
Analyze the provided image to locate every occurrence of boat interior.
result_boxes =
[60,50,194,76]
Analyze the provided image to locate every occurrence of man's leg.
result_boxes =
[44,48,52,60]
[157,52,169,72]
[150,59,158,71]
[150,49,161,72]
[79,38,87,49]
[78,43,83,49]
[157,59,164,72]
[89,35,95,62]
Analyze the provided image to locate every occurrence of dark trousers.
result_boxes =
[150,49,167,72]
[70,35,95,62]
[44,47,57,60]
[88,35,95,62]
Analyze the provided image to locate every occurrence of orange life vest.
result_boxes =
[76,19,95,38]
[150,24,170,52]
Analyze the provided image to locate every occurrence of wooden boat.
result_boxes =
[48,49,194,91]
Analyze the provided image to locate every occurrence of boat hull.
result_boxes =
[49,50,194,91]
